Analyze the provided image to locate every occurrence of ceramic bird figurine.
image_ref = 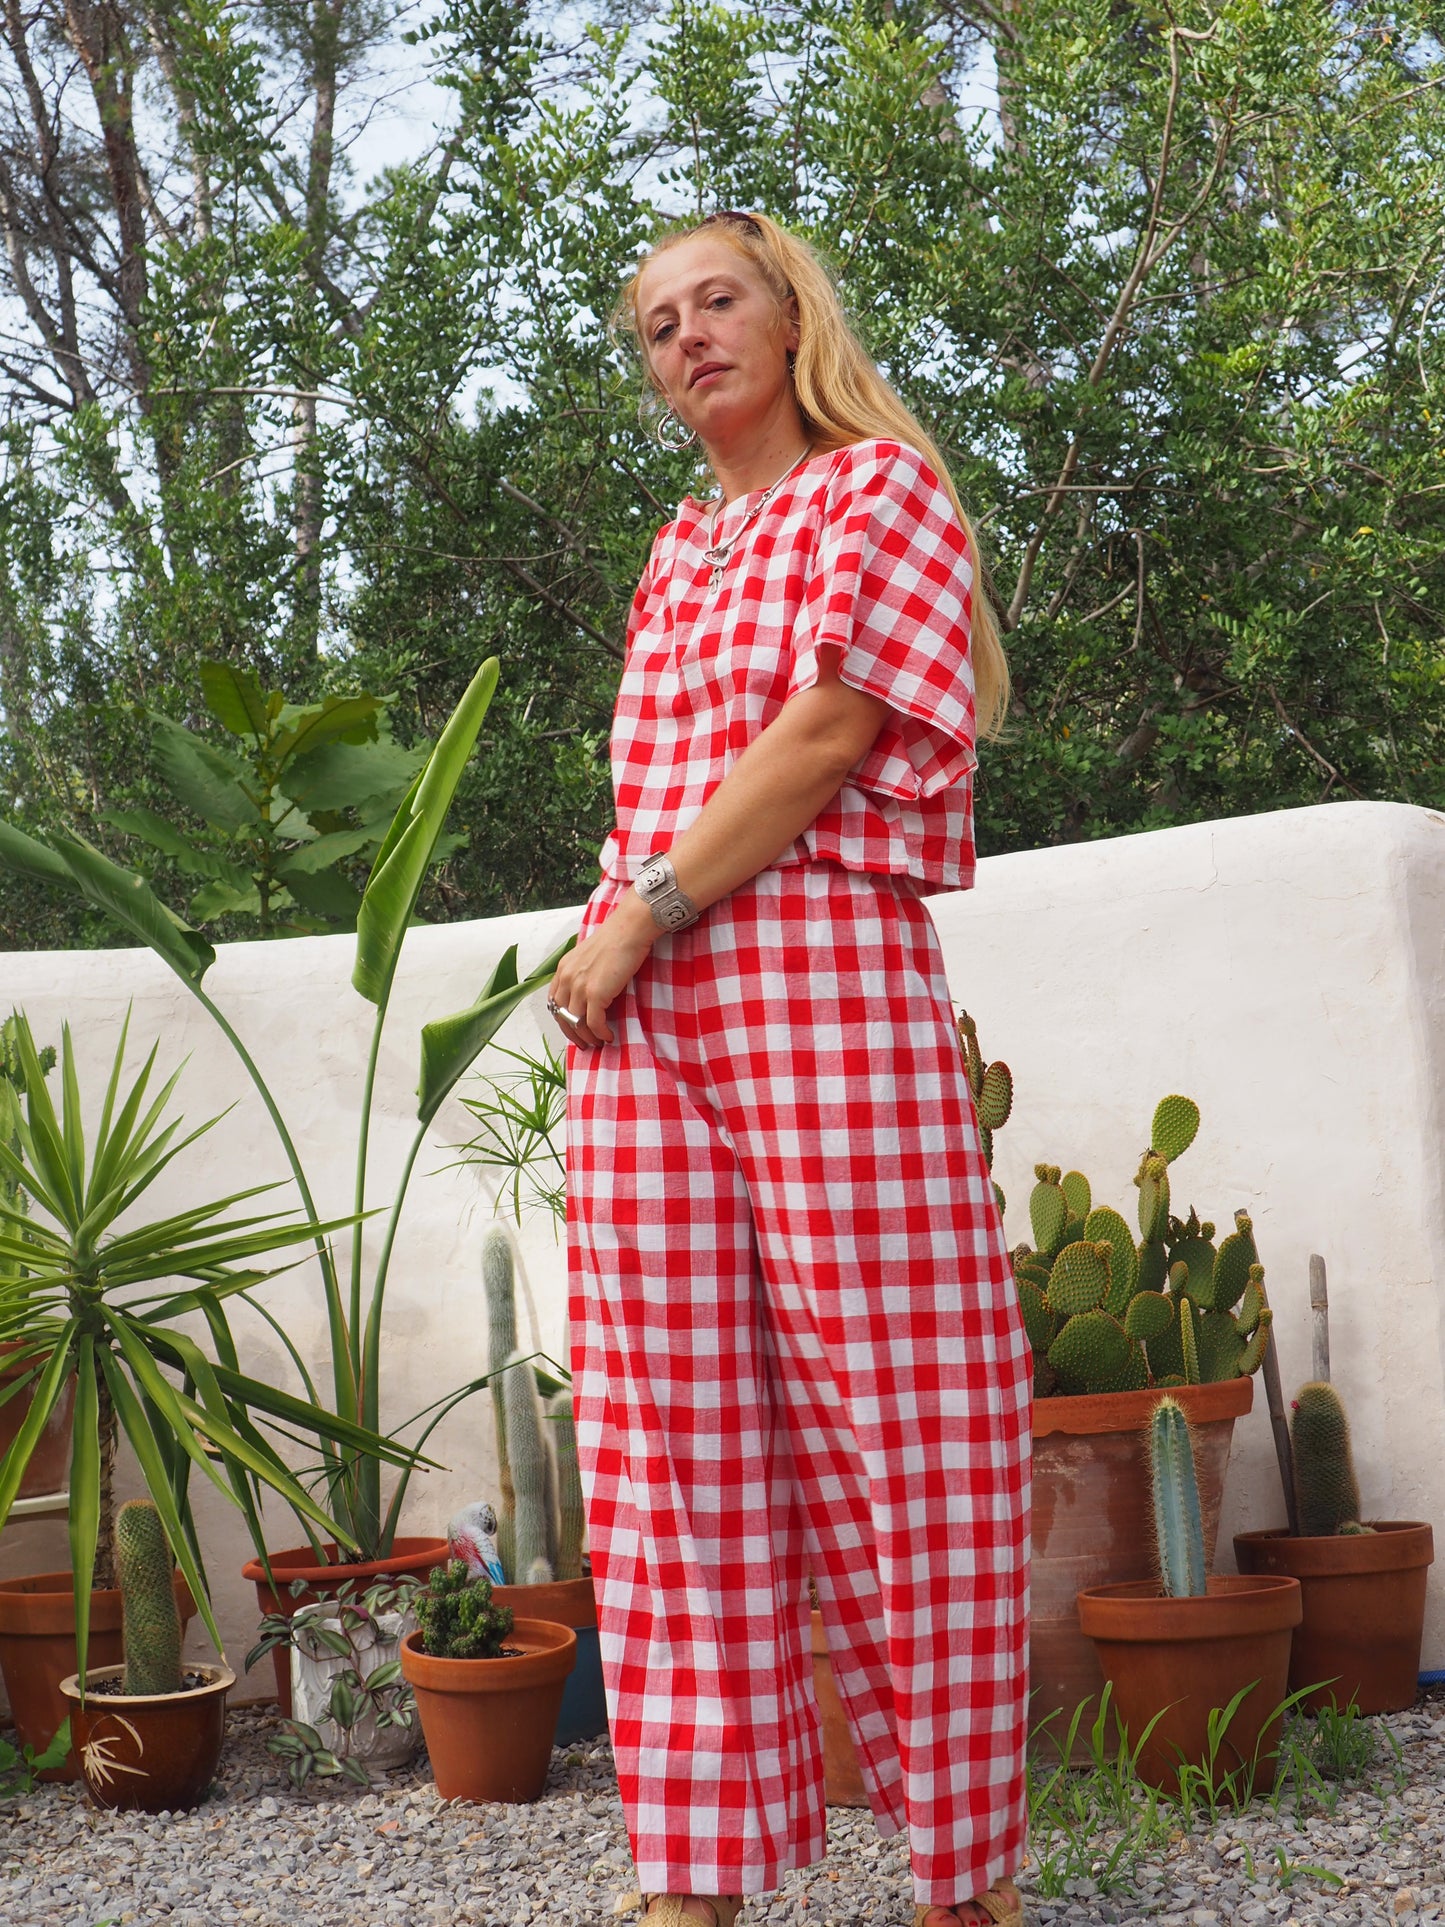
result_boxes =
[446,1500,506,1583]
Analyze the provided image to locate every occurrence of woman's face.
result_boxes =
[635,234,800,449]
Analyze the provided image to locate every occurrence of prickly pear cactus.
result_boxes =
[1291,1381,1368,1536]
[115,1500,183,1696]
[956,1011,1013,1213]
[1008,1095,1271,1398]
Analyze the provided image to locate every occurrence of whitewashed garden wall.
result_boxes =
[2,800,1441,1701]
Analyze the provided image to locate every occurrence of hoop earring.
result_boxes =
[655,406,697,452]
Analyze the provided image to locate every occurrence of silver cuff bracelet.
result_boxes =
[634,852,701,933]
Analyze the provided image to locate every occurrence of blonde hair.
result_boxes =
[617,210,1009,739]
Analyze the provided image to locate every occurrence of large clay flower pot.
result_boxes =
[0,1569,196,1781]
[494,1574,606,1746]
[1031,1375,1254,1751]
[60,1662,234,1812]
[810,1610,868,1808]
[241,1536,449,1715]
[400,1619,577,1802]
[1076,1573,1301,1797]
[0,1343,75,1498]
[1233,1522,1434,1714]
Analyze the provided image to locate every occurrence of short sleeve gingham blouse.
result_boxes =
[599,437,980,892]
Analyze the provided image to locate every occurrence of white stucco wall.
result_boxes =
[1,799,1441,1701]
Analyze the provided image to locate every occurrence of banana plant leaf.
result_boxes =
[352,658,499,1005]
[416,933,577,1126]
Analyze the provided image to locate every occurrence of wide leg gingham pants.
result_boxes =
[566,865,1031,1904]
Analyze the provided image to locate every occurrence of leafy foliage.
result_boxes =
[0,0,1439,950]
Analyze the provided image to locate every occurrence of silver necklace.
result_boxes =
[702,449,811,591]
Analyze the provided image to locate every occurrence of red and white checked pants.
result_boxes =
[566,866,1031,1903]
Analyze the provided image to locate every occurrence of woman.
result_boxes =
[547,212,1031,1927]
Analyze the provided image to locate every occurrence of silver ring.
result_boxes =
[550,1003,581,1026]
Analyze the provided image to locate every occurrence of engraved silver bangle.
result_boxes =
[633,852,701,934]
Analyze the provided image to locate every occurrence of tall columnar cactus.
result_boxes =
[484,1225,587,1585]
[115,1500,183,1695]
[501,1348,554,1584]
[1010,1096,1271,1398]
[1291,1381,1369,1536]
[483,1228,519,1582]
[548,1390,586,1582]
[1149,1396,1207,1597]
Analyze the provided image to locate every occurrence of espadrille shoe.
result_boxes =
[913,1879,1025,1927]
[642,1895,744,1927]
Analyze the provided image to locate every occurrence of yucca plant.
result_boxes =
[0,660,573,1565]
[0,1011,414,1676]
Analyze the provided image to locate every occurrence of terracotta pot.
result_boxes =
[1031,1376,1253,1752]
[810,1610,868,1808]
[0,1342,75,1498]
[399,1620,577,1802]
[60,1662,234,1812]
[1076,1573,1301,1797]
[240,1536,449,1716]
[494,1574,607,1745]
[0,1568,196,1781]
[1233,1522,1434,1714]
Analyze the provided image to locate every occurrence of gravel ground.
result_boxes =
[2,1693,1443,1927]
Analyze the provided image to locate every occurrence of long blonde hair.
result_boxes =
[617,211,1009,738]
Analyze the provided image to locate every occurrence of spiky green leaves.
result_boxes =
[1085,1208,1138,1311]
[1047,1241,1112,1317]
[1061,1171,1091,1221]
[1212,1216,1258,1313]
[1016,1277,1058,1357]
[1030,1167,1069,1258]
[1135,1154,1171,1242]
[1151,1096,1200,1164]
[1048,1309,1129,1389]
[1124,1291,1173,1342]
[978,1062,1013,1132]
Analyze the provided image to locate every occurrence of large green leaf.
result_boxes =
[0,821,75,888]
[271,694,385,765]
[352,658,499,1005]
[286,735,426,813]
[199,660,273,740]
[98,808,250,890]
[48,834,215,985]
[417,934,577,1125]
[150,717,255,831]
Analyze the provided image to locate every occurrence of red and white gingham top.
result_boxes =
[600,437,980,892]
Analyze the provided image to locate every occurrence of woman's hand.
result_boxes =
[548,893,656,1049]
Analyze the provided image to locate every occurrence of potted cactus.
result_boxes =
[58,1501,234,1812]
[1075,1396,1301,1796]
[399,1560,576,1802]
[1234,1381,1434,1714]
[480,1228,605,1745]
[1014,1093,1272,1748]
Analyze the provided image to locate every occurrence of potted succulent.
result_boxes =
[0,1014,392,1776]
[1076,1396,1301,1796]
[1011,1089,1272,1745]
[60,1499,235,1813]
[0,662,573,1708]
[399,1559,576,1802]
[1234,1381,1434,1714]
[248,1574,421,1785]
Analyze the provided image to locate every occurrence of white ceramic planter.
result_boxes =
[290,1608,419,1773]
